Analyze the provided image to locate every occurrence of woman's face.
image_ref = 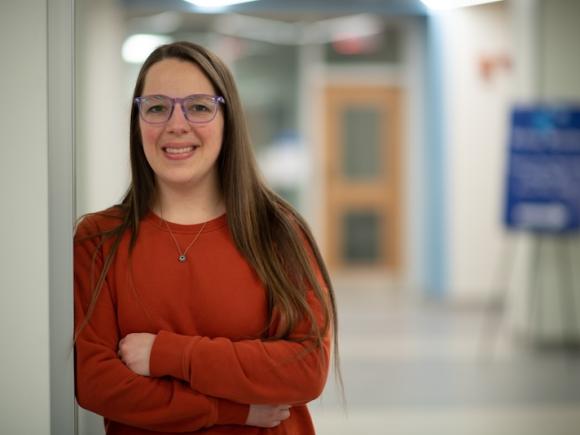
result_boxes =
[139,58,224,194]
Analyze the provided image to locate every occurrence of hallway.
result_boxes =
[310,283,580,434]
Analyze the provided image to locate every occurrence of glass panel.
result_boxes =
[235,43,298,151]
[342,106,383,180]
[342,210,383,264]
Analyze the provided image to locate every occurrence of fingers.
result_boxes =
[117,334,137,359]
[276,405,290,416]
[246,404,292,428]
[269,405,291,427]
[279,405,291,421]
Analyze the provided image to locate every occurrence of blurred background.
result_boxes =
[2,0,580,434]
[74,0,580,434]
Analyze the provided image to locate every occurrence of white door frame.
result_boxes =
[48,0,76,433]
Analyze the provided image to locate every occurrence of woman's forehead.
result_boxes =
[142,58,215,95]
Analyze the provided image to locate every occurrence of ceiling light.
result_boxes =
[122,34,173,64]
[421,0,503,10]
[183,0,259,10]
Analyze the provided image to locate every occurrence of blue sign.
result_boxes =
[504,104,580,232]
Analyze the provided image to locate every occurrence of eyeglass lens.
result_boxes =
[139,95,220,124]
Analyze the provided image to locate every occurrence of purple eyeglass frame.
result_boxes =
[134,94,225,124]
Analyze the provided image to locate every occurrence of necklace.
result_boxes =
[160,216,207,263]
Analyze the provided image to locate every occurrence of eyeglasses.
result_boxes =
[134,94,225,124]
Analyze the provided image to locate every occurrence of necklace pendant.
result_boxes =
[178,254,187,263]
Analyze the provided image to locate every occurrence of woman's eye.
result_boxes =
[146,104,168,114]
[187,103,211,113]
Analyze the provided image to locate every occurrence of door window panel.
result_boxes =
[342,106,383,180]
[342,209,383,264]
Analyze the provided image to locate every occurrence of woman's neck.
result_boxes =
[154,181,225,225]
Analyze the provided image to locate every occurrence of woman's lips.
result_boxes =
[162,144,198,160]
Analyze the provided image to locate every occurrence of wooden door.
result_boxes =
[324,85,402,274]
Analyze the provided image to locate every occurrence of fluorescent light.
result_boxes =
[122,34,173,64]
[183,0,259,9]
[421,0,503,10]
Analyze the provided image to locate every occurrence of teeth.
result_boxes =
[165,146,194,154]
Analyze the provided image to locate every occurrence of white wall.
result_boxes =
[440,2,513,301]
[0,1,51,433]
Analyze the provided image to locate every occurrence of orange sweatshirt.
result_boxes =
[74,209,330,435]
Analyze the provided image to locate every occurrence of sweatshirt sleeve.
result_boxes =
[74,216,249,432]
[149,266,331,405]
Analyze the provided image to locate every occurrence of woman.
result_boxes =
[74,41,338,434]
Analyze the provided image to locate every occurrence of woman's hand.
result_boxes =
[118,333,156,376]
[245,404,291,428]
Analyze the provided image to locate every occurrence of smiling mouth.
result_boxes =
[162,145,198,154]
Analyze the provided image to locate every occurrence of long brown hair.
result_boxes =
[78,41,339,376]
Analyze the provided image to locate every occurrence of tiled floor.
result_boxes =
[310,284,580,435]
